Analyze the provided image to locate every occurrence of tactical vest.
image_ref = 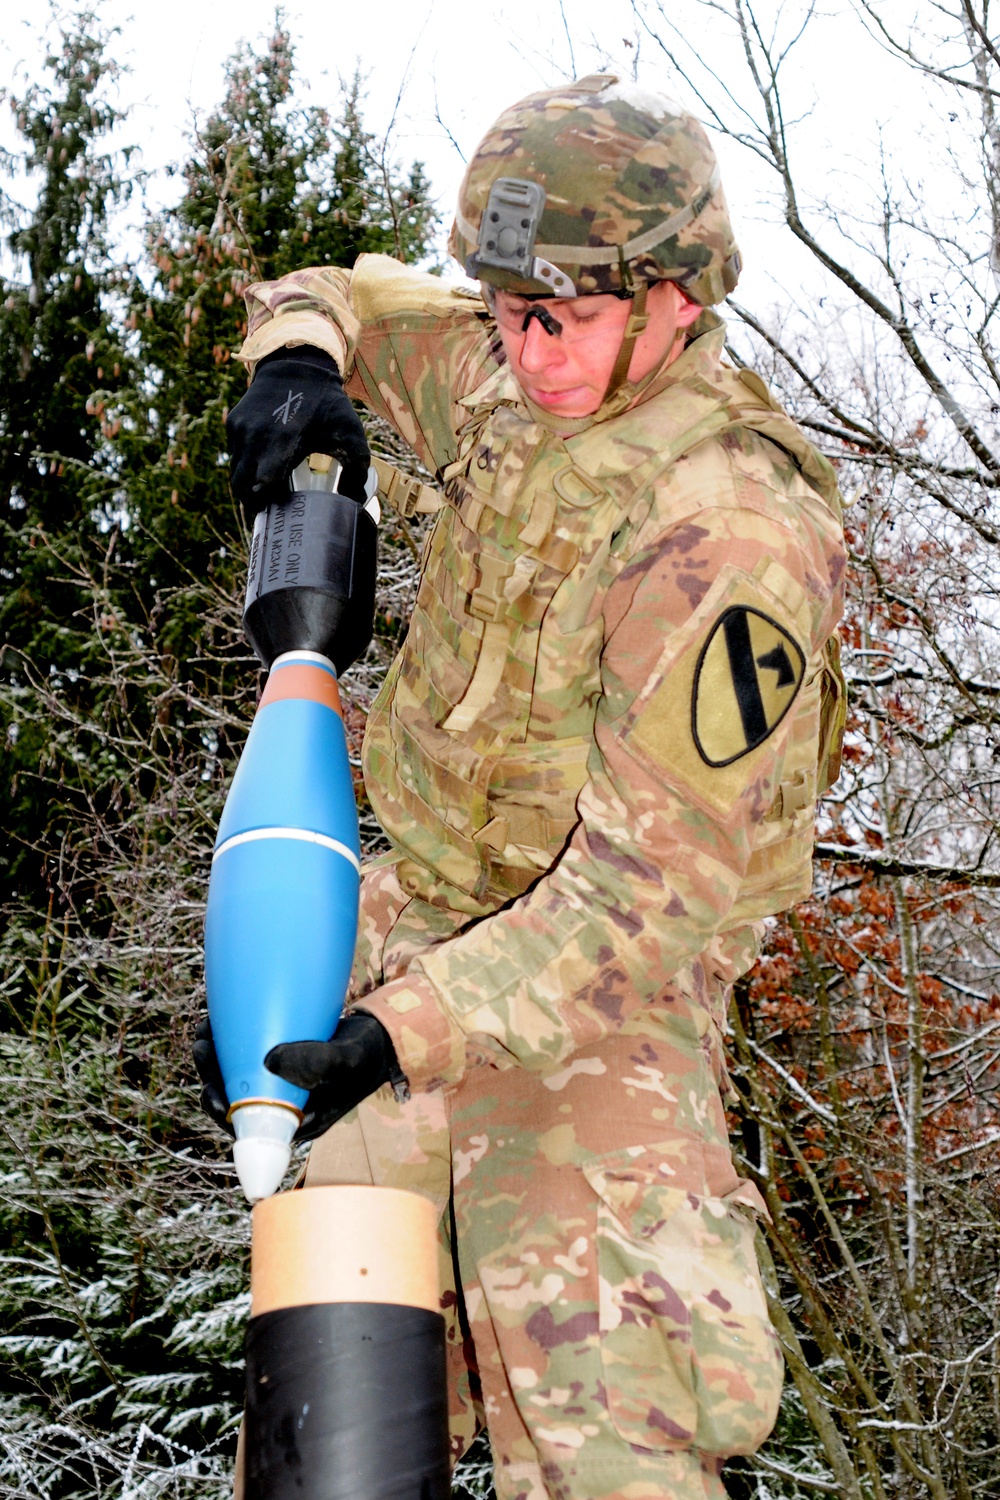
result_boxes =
[365,339,846,921]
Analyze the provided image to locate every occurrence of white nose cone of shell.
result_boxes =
[231,1103,297,1203]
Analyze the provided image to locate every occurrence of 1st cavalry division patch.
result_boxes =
[693,606,805,766]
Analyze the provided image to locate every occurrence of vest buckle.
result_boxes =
[469,554,515,623]
[765,768,813,822]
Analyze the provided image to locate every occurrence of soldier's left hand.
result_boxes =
[265,1012,408,1143]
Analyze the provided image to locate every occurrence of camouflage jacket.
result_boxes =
[239,254,846,1092]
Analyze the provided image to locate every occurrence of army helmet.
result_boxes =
[450,73,741,306]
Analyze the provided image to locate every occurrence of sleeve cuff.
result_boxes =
[238,313,349,375]
[360,975,466,1093]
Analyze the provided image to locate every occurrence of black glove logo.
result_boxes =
[273,389,304,425]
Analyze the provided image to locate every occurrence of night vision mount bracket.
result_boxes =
[467,178,577,297]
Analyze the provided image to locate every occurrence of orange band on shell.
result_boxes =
[259,664,343,718]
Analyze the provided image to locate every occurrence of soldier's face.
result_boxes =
[492,281,701,419]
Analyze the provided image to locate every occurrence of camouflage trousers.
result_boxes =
[300,860,783,1500]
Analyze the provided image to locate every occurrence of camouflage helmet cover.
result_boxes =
[449,74,741,306]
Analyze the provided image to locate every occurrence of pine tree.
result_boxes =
[0,10,132,909]
[121,32,436,641]
[0,11,129,540]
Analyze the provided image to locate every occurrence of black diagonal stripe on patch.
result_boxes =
[722,608,768,748]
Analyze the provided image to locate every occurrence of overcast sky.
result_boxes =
[1,0,937,316]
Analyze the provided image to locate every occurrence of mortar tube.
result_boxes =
[244,1185,450,1500]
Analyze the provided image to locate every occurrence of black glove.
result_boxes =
[266,1012,408,1143]
[192,1013,407,1145]
[226,345,371,522]
[192,1015,234,1138]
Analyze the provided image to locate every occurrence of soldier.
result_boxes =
[198,74,846,1500]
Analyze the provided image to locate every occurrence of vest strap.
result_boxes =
[372,457,444,518]
[442,620,509,732]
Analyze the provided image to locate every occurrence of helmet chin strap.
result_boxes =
[601,280,649,405]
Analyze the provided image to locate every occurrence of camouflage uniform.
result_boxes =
[236,79,846,1500]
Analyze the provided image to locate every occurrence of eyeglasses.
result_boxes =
[482,285,634,343]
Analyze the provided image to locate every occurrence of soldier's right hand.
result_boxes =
[226,345,371,523]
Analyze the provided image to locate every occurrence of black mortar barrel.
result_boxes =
[244,1186,450,1500]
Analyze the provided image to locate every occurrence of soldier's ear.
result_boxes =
[646,280,702,332]
[669,283,703,329]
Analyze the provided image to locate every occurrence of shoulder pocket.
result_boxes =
[581,1144,783,1456]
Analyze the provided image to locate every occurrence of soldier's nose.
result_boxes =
[519,316,564,373]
